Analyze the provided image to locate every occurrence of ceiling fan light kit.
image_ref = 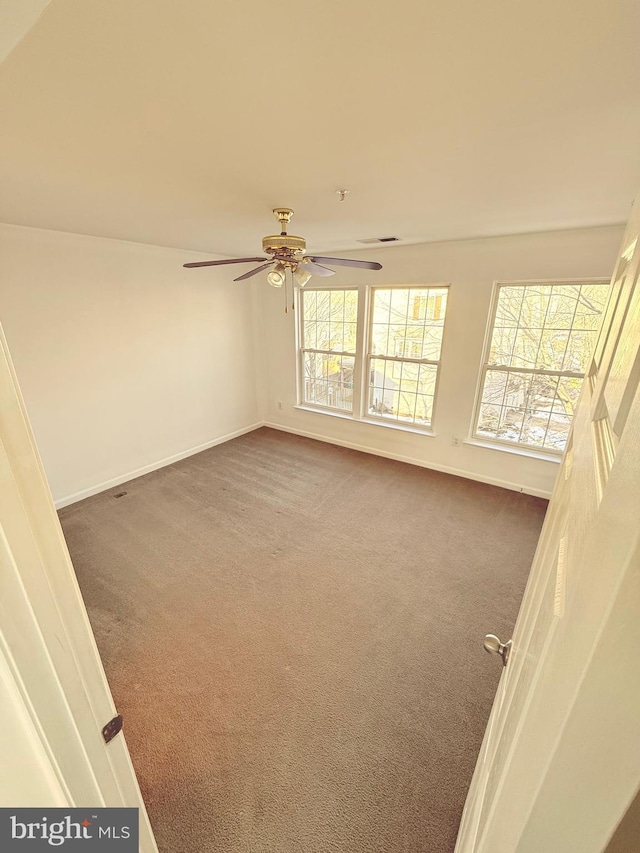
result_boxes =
[183,208,382,304]
[266,262,286,288]
[293,263,313,287]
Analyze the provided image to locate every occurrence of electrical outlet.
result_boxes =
[452,436,461,447]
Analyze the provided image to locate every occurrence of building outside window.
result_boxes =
[473,280,610,453]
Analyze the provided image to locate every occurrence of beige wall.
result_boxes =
[258,226,623,497]
[0,224,262,504]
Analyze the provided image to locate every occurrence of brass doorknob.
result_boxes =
[484,633,512,667]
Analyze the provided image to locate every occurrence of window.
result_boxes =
[299,285,448,431]
[368,287,447,427]
[301,289,358,412]
[474,281,610,453]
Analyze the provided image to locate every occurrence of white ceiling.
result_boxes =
[0,0,639,257]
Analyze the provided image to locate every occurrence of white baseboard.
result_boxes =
[55,418,552,509]
[263,421,552,499]
[55,422,264,509]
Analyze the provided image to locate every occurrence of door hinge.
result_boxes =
[102,714,123,744]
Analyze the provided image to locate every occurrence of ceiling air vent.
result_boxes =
[357,236,400,244]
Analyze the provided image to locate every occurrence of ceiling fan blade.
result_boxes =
[183,257,267,269]
[303,261,335,277]
[234,262,274,281]
[305,256,383,271]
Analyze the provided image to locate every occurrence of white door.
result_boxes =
[0,325,158,851]
[455,198,640,853]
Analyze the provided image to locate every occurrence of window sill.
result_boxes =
[293,405,435,437]
[294,404,353,422]
[359,417,435,438]
[463,437,562,463]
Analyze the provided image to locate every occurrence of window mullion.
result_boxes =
[352,284,368,420]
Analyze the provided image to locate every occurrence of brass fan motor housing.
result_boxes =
[262,207,306,260]
[262,233,306,256]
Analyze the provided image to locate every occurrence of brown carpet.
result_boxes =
[59,427,547,853]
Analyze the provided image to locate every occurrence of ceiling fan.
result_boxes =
[183,208,382,287]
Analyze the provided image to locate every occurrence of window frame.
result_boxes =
[297,282,450,433]
[297,287,360,416]
[471,278,610,456]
